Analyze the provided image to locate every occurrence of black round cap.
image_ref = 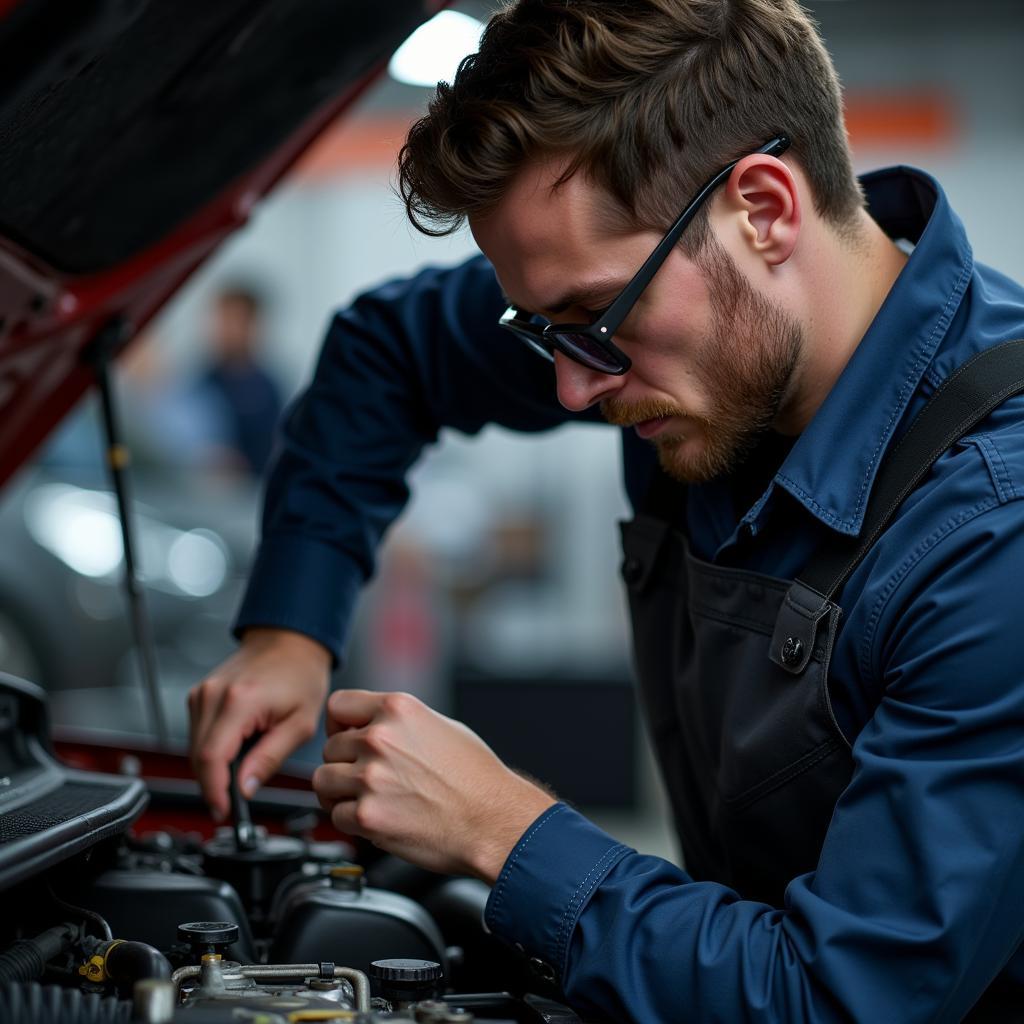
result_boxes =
[177,922,240,946]
[370,959,443,983]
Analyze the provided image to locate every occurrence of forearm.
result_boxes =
[237,256,584,661]
[238,627,332,669]
[484,806,877,1024]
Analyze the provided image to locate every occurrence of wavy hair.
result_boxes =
[398,0,863,250]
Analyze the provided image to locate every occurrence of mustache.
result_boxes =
[600,397,682,427]
[600,397,710,431]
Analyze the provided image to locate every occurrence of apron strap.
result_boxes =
[771,337,1024,673]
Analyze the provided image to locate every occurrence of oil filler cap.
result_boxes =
[370,958,443,1003]
[177,922,239,957]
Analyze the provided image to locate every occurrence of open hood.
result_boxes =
[0,0,436,487]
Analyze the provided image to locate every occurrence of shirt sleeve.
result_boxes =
[484,495,1024,1023]
[235,254,596,661]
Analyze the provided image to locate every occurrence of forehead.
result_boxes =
[470,156,629,309]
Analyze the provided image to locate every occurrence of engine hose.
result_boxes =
[0,924,78,984]
[0,981,130,1024]
[103,941,172,989]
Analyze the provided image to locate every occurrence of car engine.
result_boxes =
[0,673,585,1024]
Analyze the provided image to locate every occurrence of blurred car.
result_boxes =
[0,460,258,736]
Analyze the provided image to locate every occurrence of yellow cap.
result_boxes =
[329,865,364,880]
[78,954,108,983]
[288,1011,356,1021]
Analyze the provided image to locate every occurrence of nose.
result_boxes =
[553,351,626,412]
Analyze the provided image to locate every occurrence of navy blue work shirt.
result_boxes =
[238,168,1024,1022]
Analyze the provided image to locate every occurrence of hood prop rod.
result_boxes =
[86,319,169,746]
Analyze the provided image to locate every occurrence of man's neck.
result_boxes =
[778,210,909,435]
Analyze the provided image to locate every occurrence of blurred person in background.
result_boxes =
[191,283,283,478]
[189,1,1024,1019]
[43,328,223,479]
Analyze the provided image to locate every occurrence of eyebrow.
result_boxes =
[506,277,622,316]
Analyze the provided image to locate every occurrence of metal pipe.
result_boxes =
[169,964,198,991]
[240,965,370,1012]
[170,963,370,1012]
[91,320,168,746]
[336,967,370,1011]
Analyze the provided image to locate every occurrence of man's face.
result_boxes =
[211,296,260,361]
[471,158,804,483]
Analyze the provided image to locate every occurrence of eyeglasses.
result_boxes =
[498,136,791,375]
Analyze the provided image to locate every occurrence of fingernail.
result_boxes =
[243,776,259,799]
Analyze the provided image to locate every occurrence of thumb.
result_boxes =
[237,713,319,798]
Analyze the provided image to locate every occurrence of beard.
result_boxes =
[601,237,803,483]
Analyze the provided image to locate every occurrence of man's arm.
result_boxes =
[482,495,1024,1023]
[313,485,1024,1022]
[236,254,577,661]
[313,688,558,878]
[190,255,593,815]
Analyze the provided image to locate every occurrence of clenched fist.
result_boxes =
[314,690,556,883]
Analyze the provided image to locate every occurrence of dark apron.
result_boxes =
[619,340,1024,1016]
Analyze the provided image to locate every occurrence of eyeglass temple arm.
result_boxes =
[601,136,792,322]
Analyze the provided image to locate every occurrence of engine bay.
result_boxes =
[0,673,585,1024]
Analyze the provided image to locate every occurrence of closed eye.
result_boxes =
[580,304,611,323]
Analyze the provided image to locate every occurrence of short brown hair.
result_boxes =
[398,0,864,250]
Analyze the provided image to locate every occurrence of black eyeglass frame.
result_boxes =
[499,135,792,376]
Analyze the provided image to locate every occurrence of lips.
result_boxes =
[634,415,672,439]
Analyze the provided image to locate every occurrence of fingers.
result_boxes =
[187,680,218,769]
[187,685,200,739]
[323,725,367,765]
[325,689,388,729]
[188,676,228,814]
[192,682,258,818]
[328,799,363,838]
[313,762,361,806]
[237,711,319,799]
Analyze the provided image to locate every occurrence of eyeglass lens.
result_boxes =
[547,330,622,373]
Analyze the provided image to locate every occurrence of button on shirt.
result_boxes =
[238,168,1024,1022]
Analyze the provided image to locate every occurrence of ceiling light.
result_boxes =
[388,10,485,88]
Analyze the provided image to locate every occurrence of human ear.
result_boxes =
[723,155,800,266]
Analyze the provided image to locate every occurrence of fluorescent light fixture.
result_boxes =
[388,10,485,88]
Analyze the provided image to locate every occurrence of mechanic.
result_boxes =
[188,1,1024,1020]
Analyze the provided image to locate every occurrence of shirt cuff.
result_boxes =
[484,803,631,979]
[233,533,364,665]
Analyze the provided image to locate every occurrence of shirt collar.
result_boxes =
[768,166,974,536]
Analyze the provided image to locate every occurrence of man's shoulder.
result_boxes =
[856,381,1024,614]
[957,389,1024,506]
[894,384,1024,528]
[846,400,1024,699]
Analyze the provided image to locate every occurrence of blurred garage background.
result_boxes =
[1,0,1021,862]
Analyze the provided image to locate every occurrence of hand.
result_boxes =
[314,690,557,883]
[188,627,331,819]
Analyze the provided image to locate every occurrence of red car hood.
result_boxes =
[0,0,437,486]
